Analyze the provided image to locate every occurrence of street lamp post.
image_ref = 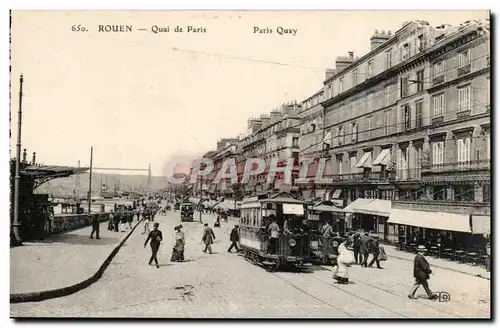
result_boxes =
[88,146,93,216]
[12,74,24,246]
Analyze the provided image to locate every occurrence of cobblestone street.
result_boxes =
[10,212,490,318]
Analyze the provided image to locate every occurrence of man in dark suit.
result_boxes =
[359,234,382,268]
[408,245,435,299]
[90,214,100,239]
[352,233,362,264]
[228,225,240,253]
[367,237,382,269]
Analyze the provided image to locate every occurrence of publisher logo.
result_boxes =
[435,291,450,302]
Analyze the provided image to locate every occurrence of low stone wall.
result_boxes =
[49,213,110,235]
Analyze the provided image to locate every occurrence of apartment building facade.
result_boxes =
[296,89,328,200]
[319,20,490,241]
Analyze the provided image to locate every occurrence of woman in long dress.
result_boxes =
[171,225,185,262]
[333,240,353,284]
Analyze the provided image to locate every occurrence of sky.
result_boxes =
[10,10,489,176]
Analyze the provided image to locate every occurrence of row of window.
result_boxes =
[324,133,489,176]
[433,49,471,79]
[324,32,433,101]
[342,183,489,203]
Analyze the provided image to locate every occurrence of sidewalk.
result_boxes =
[10,219,138,295]
[383,244,490,280]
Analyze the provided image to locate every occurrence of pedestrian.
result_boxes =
[485,238,491,272]
[120,210,128,231]
[142,212,150,235]
[266,217,280,254]
[333,240,354,284]
[127,210,134,229]
[228,225,240,253]
[171,225,185,262]
[202,223,216,254]
[359,235,382,268]
[367,237,383,269]
[144,222,163,268]
[113,210,120,232]
[107,210,114,231]
[214,215,221,228]
[353,233,362,265]
[408,245,435,300]
[136,208,141,221]
[321,221,334,238]
[90,214,100,239]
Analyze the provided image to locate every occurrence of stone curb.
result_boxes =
[10,219,143,304]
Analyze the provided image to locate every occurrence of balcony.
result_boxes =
[331,170,396,182]
[457,63,471,77]
[395,168,422,181]
[432,75,444,85]
[392,199,490,216]
[421,160,490,174]
[457,109,471,118]
[431,116,444,125]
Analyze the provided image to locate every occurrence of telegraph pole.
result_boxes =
[88,146,93,215]
[12,74,24,246]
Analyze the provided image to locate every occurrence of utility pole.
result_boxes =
[88,146,93,215]
[12,74,24,246]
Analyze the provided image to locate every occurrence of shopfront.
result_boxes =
[343,198,392,241]
[388,209,490,249]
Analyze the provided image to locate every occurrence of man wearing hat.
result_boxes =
[228,225,240,253]
[408,245,435,299]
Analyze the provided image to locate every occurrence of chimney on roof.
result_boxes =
[325,68,336,80]
[270,110,283,124]
[370,29,391,50]
[335,52,355,72]
[247,118,262,134]
[22,149,27,163]
[32,152,36,165]
[260,114,270,128]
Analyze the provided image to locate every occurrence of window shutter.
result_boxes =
[457,139,462,163]
[440,142,445,164]
[487,135,490,160]
[465,138,471,162]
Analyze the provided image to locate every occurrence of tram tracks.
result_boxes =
[182,217,487,318]
[270,269,408,318]
[317,265,488,318]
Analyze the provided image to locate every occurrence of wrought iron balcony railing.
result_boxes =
[421,160,490,173]
[433,75,445,85]
[457,63,472,77]
[330,170,396,182]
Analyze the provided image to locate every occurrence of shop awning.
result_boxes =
[283,203,304,215]
[471,215,490,234]
[331,189,342,199]
[373,148,392,166]
[343,198,391,217]
[388,209,472,233]
[355,152,372,168]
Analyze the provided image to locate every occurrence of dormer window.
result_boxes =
[402,43,410,60]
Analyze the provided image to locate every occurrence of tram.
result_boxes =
[239,192,313,271]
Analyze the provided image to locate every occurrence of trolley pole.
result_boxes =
[87,146,93,215]
[12,74,24,246]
